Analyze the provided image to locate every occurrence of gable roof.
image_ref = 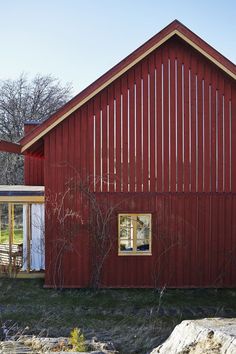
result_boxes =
[21,19,236,154]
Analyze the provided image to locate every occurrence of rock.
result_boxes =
[90,337,117,352]
[4,335,117,353]
[0,341,34,353]
[151,318,236,354]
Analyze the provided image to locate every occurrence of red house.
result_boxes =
[20,20,236,288]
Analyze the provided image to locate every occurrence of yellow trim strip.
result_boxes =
[22,30,235,153]
[0,273,45,279]
[16,272,45,279]
[118,252,152,256]
[175,30,236,80]
[0,196,44,203]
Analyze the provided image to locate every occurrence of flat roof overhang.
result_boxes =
[0,185,44,203]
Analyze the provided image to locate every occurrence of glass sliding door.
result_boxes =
[0,203,24,271]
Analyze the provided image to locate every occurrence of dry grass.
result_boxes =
[0,279,236,353]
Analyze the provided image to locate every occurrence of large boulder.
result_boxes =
[151,318,236,354]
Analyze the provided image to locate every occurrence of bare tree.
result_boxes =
[0,73,72,184]
[77,175,121,289]
[46,168,126,289]
[46,185,84,288]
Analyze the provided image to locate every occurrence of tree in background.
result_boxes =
[0,73,72,184]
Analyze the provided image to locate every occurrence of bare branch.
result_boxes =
[0,73,73,184]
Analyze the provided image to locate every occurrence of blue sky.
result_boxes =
[0,0,235,94]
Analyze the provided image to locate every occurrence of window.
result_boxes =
[0,204,23,245]
[118,214,152,255]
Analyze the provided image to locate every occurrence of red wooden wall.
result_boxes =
[43,36,236,288]
[100,193,236,288]
[24,124,44,186]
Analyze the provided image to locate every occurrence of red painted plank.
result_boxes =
[176,47,183,192]
[77,108,87,184]
[190,195,198,285]
[74,110,81,186]
[155,50,163,192]
[57,124,64,193]
[218,75,224,192]
[101,90,108,192]
[85,106,90,184]
[121,75,129,192]
[197,58,204,192]
[149,53,156,192]
[204,195,211,284]
[184,194,192,285]
[64,118,70,172]
[142,59,149,192]
[68,114,75,168]
[88,100,94,185]
[179,195,186,285]
[153,196,161,286]
[211,195,218,284]
[182,195,189,285]
[108,84,115,192]
[211,69,217,192]
[231,196,236,282]
[183,47,190,192]
[198,196,205,285]
[181,196,187,286]
[163,194,171,284]
[114,81,122,192]
[135,64,142,192]
[219,196,226,285]
[94,96,101,191]
[176,195,183,286]
[128,69,135,192]
[62,118,71,284]
[225,195,232,285]
[231,84,236,192]
[169,44,176,192]
[190,54,196,192]
[224,81,231,192]
[203,62,211,192]
[163,46,169,192]
[204,196,210,286]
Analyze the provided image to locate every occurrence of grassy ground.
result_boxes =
[0,279,236,353]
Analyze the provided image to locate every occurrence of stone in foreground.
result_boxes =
[151,318,236,354]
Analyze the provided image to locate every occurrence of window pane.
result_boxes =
[120,241,134,251]
[136,215,151,251]
[0,204,9,244]
[119,215,134,251]
[13,204,23,245]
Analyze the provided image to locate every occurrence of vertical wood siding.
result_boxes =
[43,36,236,287]
[99,193,236,288]
[24,124,44,186]
[24,155,44,185]
[83,37,235,194]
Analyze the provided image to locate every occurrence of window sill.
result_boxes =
[118,252,152,256]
